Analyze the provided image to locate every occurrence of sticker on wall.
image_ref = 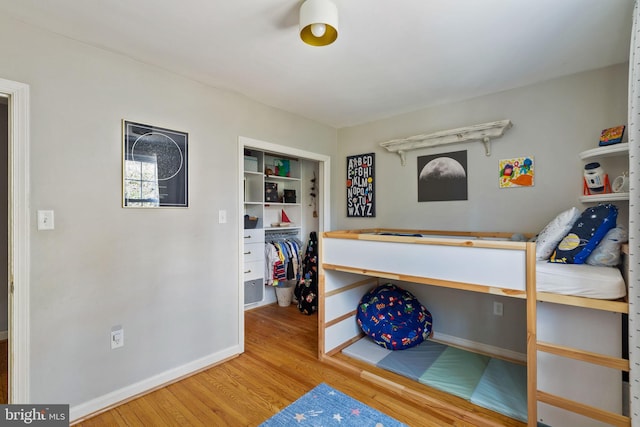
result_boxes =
[417,150,468,202]
[499,156,534,188]
[347,153,375,217]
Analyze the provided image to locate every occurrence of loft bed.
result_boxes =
[319,228,629,427]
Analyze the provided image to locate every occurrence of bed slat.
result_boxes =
[537,341,629,371]
[537,390,630,427]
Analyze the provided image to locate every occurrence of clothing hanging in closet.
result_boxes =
[264,237,303,286]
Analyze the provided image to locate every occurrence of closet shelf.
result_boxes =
[264,226,302,232]
[265,175,301,182]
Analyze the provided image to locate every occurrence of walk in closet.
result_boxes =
[238,136,328,309]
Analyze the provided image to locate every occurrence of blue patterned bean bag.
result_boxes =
[356,283,433,350]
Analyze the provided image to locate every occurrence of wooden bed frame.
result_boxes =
[319,229,630,427]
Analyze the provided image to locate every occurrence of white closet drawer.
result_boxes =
[243,242,264,263]
[243,228,264,244]
[243,260,264,281]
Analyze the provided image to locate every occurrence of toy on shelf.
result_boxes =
[599,125,625,147]
[583,162,611,195]
[280,209,291,226]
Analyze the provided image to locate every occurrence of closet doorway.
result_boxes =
[238,136,330,351]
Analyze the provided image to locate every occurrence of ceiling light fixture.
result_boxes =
[299,0,338,47]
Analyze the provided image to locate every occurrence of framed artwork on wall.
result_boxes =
[346,153,375,217]
[122,120,188,207]
[417,150,468,202]
[499,156,534,188]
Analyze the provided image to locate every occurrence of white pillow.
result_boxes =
[535,207,581,260]
[586,227,628,266]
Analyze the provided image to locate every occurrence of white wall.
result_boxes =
[0,15,337,410]
[335,64,628,352]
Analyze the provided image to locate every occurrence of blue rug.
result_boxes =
[260,383,407,426]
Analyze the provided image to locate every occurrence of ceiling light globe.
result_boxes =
[310,23,326,38]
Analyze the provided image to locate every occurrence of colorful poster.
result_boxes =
[346,153,375,217]
[499,157,534,188]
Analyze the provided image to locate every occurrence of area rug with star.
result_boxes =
[259,383,407,426]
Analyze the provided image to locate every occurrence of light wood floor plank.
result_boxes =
[74,304,526,426]
[0,339,7,404]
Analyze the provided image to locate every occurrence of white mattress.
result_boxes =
[536,261,626,299]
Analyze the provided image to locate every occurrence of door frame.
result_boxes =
[238,136,330,351]
[0,77,30,403]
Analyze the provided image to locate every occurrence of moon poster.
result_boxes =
[499,156,534,188]
[417,150,467,202]
[346,153,375,217]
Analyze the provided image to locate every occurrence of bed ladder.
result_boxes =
[526,243,630,426]
[534,341,629,426]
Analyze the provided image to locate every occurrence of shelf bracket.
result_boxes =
[482,137,491,156]
[380,119,512,165]
[398,150,407,166]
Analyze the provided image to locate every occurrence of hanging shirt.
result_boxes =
[264,243,279,286]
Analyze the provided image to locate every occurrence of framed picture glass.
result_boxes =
[122,120,188,207]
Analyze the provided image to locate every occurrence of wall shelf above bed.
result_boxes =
[579,142,629,160]
[379,120,512,165]
[579,142,629,203]
[579,192,629,203]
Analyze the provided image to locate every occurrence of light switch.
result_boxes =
[218,209,227,224]
[37,210,54,230]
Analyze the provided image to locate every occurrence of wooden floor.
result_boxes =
[0,339,6,404]
[75,304,525,426]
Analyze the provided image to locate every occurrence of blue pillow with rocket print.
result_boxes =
[549,204,617,264]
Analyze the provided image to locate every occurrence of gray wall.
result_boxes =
[335,64,628,352]
[0,15,337,406]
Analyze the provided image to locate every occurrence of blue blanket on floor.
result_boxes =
[343,337,528,423]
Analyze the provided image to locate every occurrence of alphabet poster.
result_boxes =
[347,153,375,217]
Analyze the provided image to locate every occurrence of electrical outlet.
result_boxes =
[493,301,503,316]
[111,326,124,349]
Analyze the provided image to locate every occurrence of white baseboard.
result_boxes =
[70,344,242,422]
[433,331,526,363]
[0,330,7,341]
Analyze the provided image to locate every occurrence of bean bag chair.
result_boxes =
[356,283,433,350]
